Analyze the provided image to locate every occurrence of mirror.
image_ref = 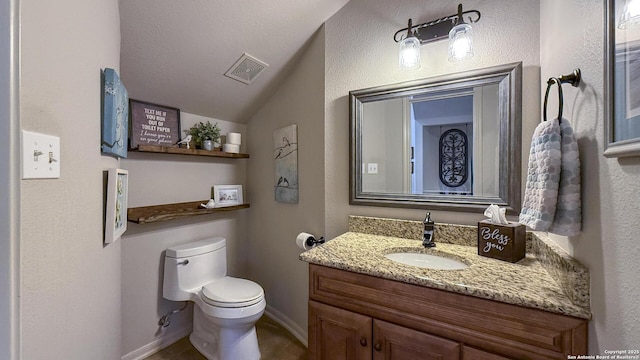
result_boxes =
[349,62,522,213]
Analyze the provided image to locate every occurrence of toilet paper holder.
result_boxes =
[306,236,325,247]
[296,232,326,250]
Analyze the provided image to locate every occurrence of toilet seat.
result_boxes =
[202,277,264,308]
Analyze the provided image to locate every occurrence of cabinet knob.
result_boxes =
[359,337,367,347]
[374,343,382,352]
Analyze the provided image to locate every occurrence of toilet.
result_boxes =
[163,237,265,360]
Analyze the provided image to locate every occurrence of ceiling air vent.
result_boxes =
[224,53,269,85]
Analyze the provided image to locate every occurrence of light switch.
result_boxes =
[367,163,378,174]
[21,130,60,179]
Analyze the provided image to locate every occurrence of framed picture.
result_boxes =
[105,168,128,244]
[273,124,298,203]
[604,0,640,157]
[212,185,243,208]
[129,99,181,149]
[101,68,128,158]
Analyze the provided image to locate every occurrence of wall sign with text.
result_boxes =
[129,99,181,149]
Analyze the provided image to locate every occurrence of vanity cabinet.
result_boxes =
[462,346,511,360]
[310,301,459,360]
[308,264,587,360]
[373,319,460,359]
[308,300,371,360]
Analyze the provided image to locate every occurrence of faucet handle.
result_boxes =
[424,212,434,225]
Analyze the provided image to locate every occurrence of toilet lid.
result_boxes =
[202,277,264,308]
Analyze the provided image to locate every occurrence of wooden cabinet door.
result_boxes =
[373,320,460,360]
[462,346,512,360]
[309,300,372,360]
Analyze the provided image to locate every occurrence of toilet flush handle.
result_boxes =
[178,260,189,266]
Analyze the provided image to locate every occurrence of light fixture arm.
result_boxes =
[406,18,414,38]
[393,4,481,43]
[455,4,465,25]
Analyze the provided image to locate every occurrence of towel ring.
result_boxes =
[543,68,582,123]
[544,77,563,123]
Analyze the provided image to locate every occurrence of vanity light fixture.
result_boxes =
[393,3,481,70]
[619,0,640,28]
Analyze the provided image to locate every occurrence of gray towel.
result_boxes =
[549,119,581,236]
[519,118,581,236]
[519,119,562,231]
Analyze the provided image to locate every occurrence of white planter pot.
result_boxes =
[203,140,213,151]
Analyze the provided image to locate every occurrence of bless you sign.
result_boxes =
[477,220,526,263]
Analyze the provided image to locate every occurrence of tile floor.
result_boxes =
[145,315,307,360]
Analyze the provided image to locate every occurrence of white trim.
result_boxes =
[264,305,308,347]
[402,97,411,193]
[473,86,483,196]
[121,325,191,360]
[0,0,20,359]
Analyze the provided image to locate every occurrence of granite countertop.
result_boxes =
[299,216,591,320]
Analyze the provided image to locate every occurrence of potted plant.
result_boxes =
[189,121,221,150]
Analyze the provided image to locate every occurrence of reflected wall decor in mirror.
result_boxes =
[349,62,522,213]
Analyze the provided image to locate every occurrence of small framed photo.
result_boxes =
[101,68,128,158]
[212,185,243,208]
[105,168,128,243]
[129,99,181,149]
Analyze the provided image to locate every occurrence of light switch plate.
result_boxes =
[21,130,60,179]
[367,163,378,174]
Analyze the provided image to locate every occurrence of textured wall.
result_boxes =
[245,28,326,344]
[541,0,640,351]
[324,0,540,238]
[120,114,247,358]
[20,0,122,358]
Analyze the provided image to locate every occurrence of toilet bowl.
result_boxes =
[163,237,266,360]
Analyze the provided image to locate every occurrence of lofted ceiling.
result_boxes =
[119,0,350,124]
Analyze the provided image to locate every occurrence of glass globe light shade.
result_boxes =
[448,23,474,62]
[399,36,421,70]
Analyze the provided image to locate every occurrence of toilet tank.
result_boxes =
[163,237,227,301]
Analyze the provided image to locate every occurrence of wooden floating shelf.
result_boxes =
[128,201,250,224]
[130,145,249,159]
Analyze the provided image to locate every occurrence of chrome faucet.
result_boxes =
[422,212,436,248]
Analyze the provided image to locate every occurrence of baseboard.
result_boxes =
[121,307,307,360]
[264,305,308,347]
[121,325,191,360]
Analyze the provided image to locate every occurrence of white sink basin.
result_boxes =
[385,252,469,270]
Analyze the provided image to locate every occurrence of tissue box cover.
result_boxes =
[477,220,526,263]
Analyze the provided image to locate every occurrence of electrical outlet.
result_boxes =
[367,163,378,174]
[21,130,60,179]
